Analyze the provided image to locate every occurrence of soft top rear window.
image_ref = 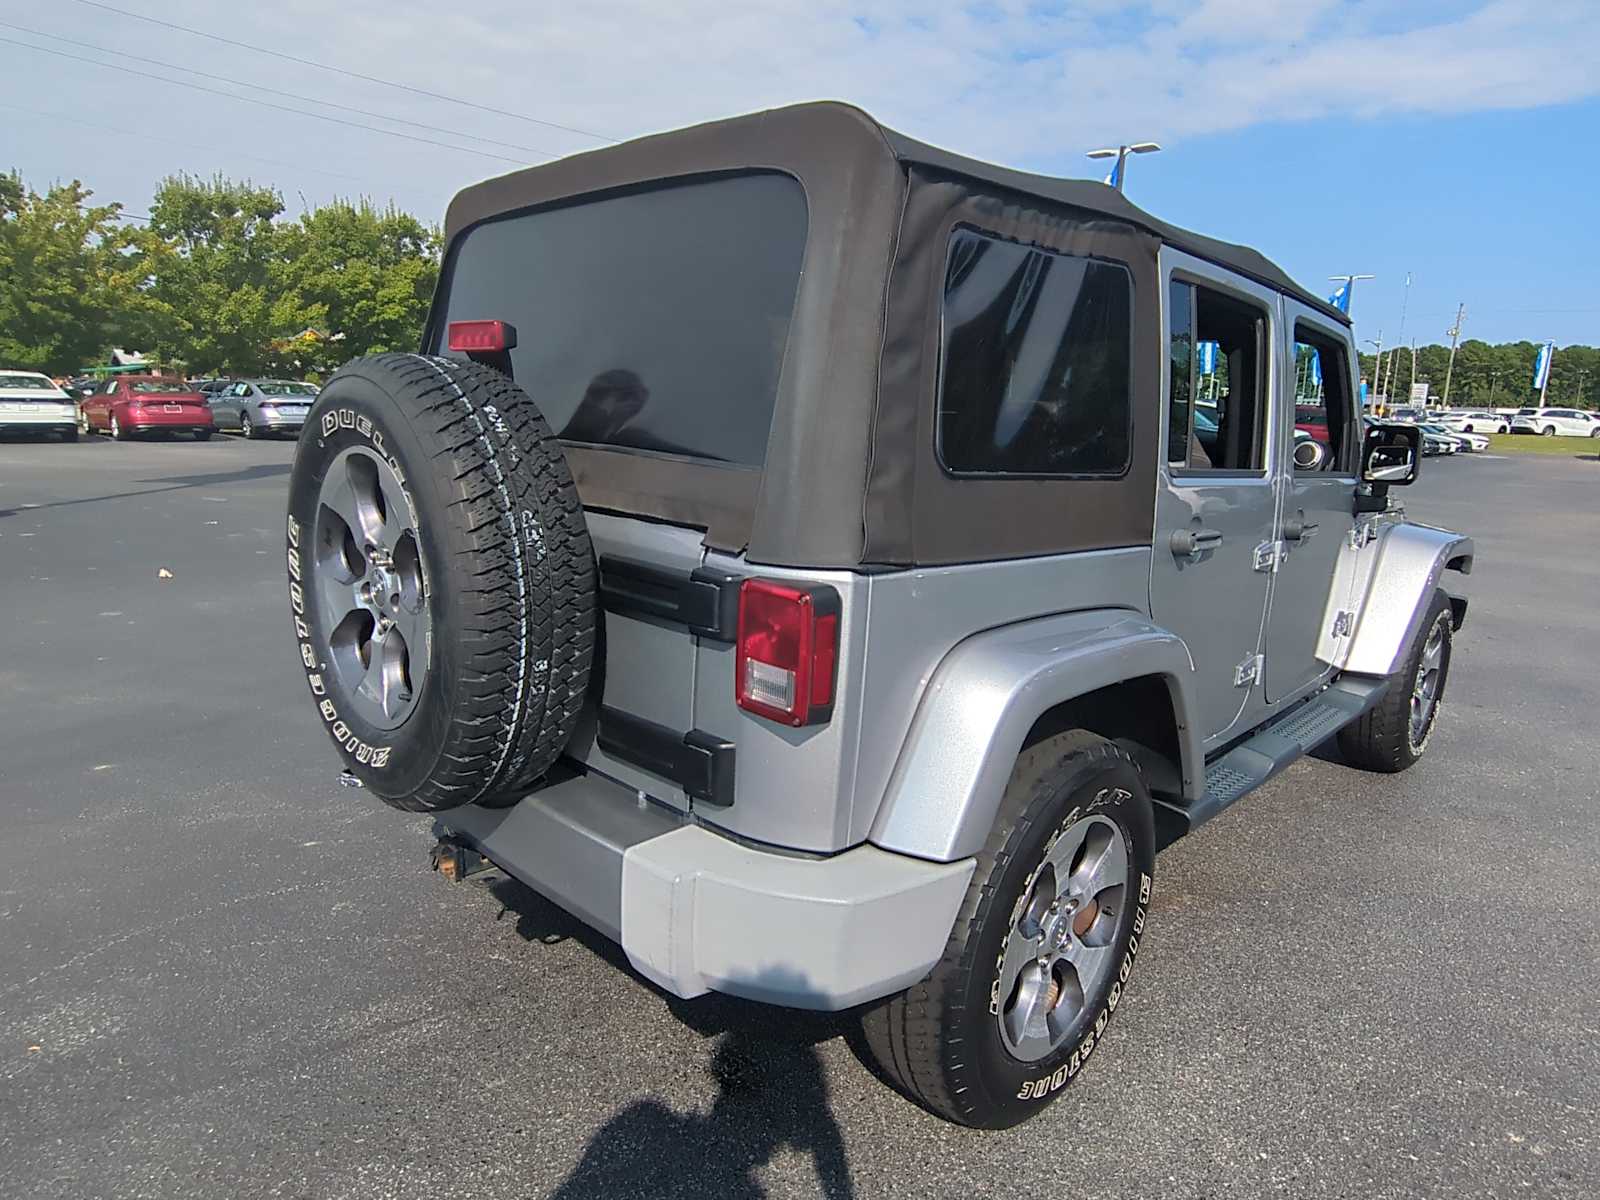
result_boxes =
[434,172,807,467]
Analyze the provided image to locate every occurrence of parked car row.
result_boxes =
[1393,406,1599,437]
[0,370,320,443]
[1362,415,1482,457]
[1509,407,1600,437]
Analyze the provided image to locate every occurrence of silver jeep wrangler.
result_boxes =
[286,103,1471,1129]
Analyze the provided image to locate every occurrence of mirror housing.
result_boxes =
[1356,423,1420,512]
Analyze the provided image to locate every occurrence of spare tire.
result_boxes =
[285,353,595,811]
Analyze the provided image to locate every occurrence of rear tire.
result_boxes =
[110,415,125,440]
[240,413,254,439]
[1338,590,1453,773]
[1542,425,1556,436]
[858,731,1155,1128]
[286,353,596,811]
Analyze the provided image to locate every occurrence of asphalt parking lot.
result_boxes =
[2,433,1597,1199]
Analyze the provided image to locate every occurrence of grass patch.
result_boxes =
[1486,432,1600,455]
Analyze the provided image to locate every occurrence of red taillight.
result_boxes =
[735,579,840,727]
[447,319,517,353]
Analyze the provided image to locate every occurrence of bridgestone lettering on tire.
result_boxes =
[859,730,1156,1129]
[285,353,595,812]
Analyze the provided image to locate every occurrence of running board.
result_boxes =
[1154,675,1388,848]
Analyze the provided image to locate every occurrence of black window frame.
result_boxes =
[1166,271,1272,479]
[933,224,1136,481]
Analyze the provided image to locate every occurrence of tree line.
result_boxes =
[1,172,438,378]
[3,168,1597,407]
[1358,339,1598,411]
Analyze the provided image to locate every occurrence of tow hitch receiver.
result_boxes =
[431,838,495,883]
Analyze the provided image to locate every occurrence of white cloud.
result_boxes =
[7,0,1598,214]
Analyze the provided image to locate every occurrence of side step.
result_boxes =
[1154,674,1388,847]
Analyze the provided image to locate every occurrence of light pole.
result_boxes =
[1087,142,1161,192]
[1328,273,1374,315]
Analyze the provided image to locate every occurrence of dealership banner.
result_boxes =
[1532,341,1554,391]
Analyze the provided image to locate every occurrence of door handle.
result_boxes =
[1282,512,1320,542]
[1169,528,1223,561]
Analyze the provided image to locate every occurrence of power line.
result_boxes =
[67,0,617,144]
[0,100,365,187]
[0,35,528,166]
[0,19,558,160]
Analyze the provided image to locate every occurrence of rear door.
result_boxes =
[1263,304,1360,703]
[1150,250,1280,746]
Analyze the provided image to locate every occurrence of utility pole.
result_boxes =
[1366,331,1384,402]
[1575,367,1589,408]
[1487,370,1501,407]
[1441,303,1466,408]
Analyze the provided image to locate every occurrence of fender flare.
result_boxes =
[1343,522,1474,679]
[868,609,1202,863]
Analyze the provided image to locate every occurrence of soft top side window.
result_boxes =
[937,228,1133,477]
[1166,279,1267,473]
[1292,321,1355,472]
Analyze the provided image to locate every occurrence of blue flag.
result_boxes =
[1328,282,1350,313]
[1532,341,1554,390]
[1310,351,1323,389]
[1197,341,1218,374]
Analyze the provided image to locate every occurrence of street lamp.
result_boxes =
[1087,142,1161,192]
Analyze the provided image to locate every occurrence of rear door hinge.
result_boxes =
[1233,652,1264,688]
[1332,609,1354,638]
[1253,540,1286,572]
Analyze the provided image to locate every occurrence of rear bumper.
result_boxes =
[0,413,75,429]
[436,768,974,1010]
[254,409,306,430]
[128,414,213,429]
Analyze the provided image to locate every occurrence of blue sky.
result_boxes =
[6,0,1598,347]
[1098,97,1600,347]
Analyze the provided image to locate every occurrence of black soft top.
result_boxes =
[437,103,1349,567]
[447,101,1344,326]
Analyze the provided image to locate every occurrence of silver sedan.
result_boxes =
[208,379,318,439]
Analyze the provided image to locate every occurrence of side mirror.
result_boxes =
[1361,423,1420,485]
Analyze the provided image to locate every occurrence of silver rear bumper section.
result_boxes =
[436,767,974,1011]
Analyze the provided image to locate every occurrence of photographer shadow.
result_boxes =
[483,875,857,1200]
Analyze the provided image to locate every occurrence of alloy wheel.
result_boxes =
[1408,618,1447,749]
[996,814,1129,1062]
[241,414,254,439]
[310,448,429,730]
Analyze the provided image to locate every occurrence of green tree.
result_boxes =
[0,173,142,375]
[137,174,299,375]
[274,199,439,373]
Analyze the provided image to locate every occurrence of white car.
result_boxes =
[1438,410,1509,434]
[0,370,79,440]
[1420,422,1488,452]
[1511,407,1600,437]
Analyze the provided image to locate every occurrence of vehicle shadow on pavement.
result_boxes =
[0,463,290,518]
[485,876,858,1199]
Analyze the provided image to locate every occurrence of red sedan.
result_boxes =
[79,376,215,441]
